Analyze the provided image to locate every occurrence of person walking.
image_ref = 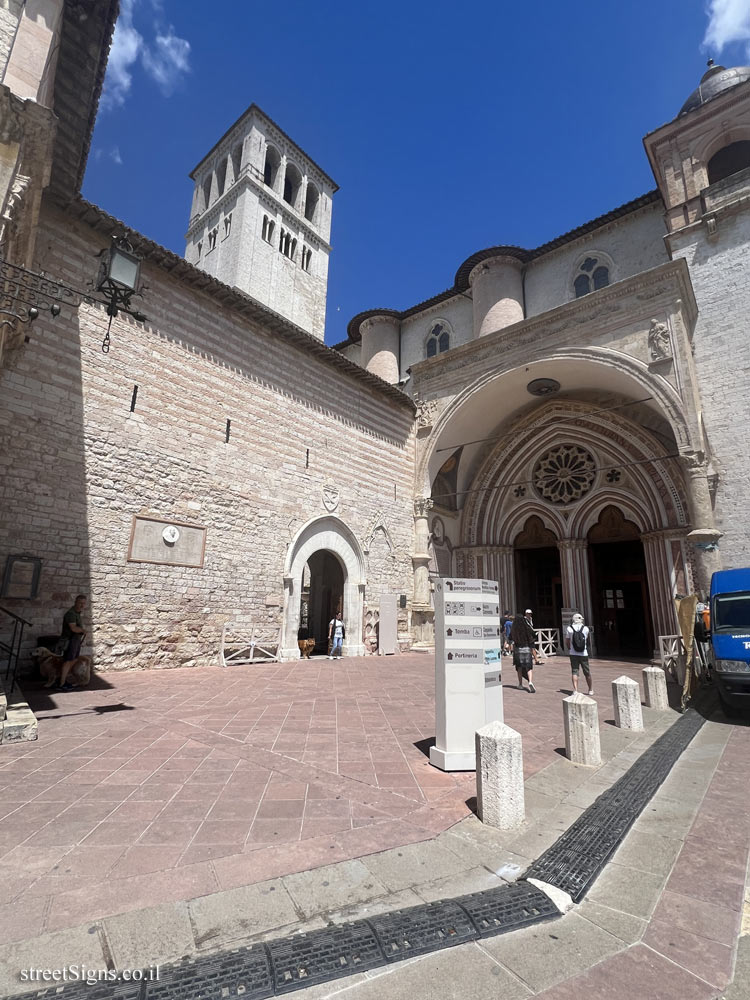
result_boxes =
[566,612,593,695]
[510,611,536,692]
[327,611,344,659]
[502,612,513,656]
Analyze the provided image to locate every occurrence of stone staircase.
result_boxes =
[0,681,37,743]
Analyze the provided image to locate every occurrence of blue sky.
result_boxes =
[83,1,750,346]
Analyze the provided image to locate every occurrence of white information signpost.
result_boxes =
[430,578,504,771]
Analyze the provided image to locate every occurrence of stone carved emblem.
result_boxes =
[322,484,340,512]
[648,318,672,362]
[415,398,438,429]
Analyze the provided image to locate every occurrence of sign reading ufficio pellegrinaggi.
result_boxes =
[430,578,504,771]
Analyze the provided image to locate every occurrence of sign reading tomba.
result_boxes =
[430,577,503,772]
[128,516,207,568]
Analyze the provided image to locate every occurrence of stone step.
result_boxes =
[0,684,38,744]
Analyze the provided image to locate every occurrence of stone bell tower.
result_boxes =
[185,105,338,341]
[644,60,750,572]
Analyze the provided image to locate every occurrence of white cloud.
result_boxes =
[142,26,191,95]
[100,0,143,111]
[100,0,190,112]
[703,0,750,56]
[93,145,124,165]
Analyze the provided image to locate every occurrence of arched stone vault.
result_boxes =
[416,348,700,498]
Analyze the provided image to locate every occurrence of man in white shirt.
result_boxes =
[566,612,593,696]
[328,613,344,659]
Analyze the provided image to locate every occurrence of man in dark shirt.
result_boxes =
[59,594,87,689]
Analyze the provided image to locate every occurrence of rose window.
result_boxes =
[533,444,596,504]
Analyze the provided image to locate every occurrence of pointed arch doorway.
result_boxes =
[588,506,652,658]
[281,515,366,660]
[514,516,562,628]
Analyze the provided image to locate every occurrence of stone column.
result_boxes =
[680,452,722,598]
[280,574,301,661]
[495,545,516,616]
[468,256,525,338]
[558,539,594,629]
[411,497,434,646]
[641,530,681,641]
[563,693,601,766]
[643,666,669,710]
[612,675,644,730]
[476,721,525,829]
[412,497,433,606]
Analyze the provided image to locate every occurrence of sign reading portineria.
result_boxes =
[430,578,504,772]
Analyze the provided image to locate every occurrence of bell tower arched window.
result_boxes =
[573,256,610,298]
[426,322,451,358]
[707,140,750,185]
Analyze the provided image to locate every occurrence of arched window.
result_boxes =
[707,140,750,185]
[304,182,319,223]
[263,145,281,188]
[284,162,302,208]
[426,322,451,358]
[231,143,243,183]
[216,158,227,197]
[201,174,212,211]
[574,256,610,298]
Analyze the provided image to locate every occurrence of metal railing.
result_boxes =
[0,606,32,692]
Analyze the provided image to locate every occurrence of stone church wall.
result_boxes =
[0,205,416,671]
[673,211,750,564]
[525,203,669,317]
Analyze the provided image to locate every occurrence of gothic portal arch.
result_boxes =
[453,398,689,649]
[281,515,366,659]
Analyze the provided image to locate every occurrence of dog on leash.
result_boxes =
[33,647,92,687]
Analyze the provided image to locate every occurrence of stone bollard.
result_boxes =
[642,665,669,710]
[612,675,644,730]
[475,721,525,829]
[563,693,601,766]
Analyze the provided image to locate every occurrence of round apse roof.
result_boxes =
[679,61,750,117]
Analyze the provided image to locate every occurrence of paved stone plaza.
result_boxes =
[0,653,747,997]
[0,654,645,938]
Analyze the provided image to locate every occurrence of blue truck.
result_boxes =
[710,568,750,715]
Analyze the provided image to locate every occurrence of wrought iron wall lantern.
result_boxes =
[95,235,148,353]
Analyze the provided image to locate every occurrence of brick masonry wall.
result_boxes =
[0,205,416,671]
[672,211,750,564]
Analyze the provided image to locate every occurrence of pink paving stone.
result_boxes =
[138,820,203,846]
[533,944,715,1000]
[0,894,48,945]
[108,845,184,879]
[246,818,303,846]
[643,919,735,989]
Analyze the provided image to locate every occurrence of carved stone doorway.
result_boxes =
[281,515,366,661]
[301,551,344,655]
[588,507,652,657]
[514,516,561,629]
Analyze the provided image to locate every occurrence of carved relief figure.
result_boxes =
[648,318,672,361]
[415,398,438,429]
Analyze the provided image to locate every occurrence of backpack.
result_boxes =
[571,626,587,653]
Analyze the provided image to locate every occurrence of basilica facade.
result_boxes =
[1,2,749,668]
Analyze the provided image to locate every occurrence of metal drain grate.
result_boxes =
[146,946,273,1000]
[456,882,559,937]
[526,708,705,900]
[368,900,477,961]
[267,921,385,993]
